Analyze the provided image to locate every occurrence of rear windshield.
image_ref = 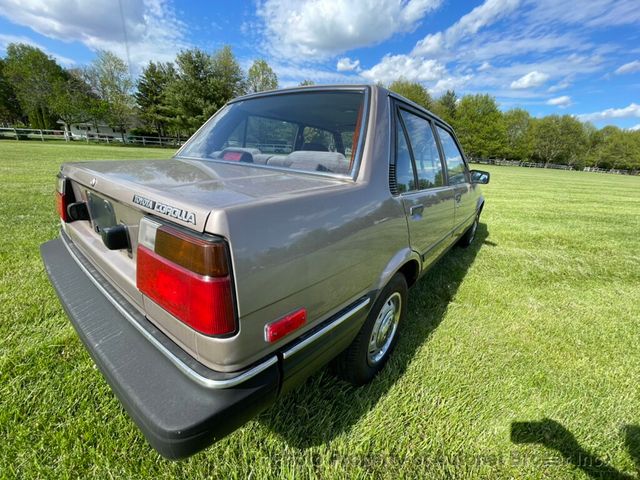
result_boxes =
[178,90,366,177]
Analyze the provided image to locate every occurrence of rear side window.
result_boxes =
[399,110,444,190]
[395,115,414,193]
[437,126,468,185]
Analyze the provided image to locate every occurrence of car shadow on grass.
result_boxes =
[511,419,640,479]
[258,223,491,448]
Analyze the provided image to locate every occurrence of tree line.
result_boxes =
[0,43,638,170]
[388,79,640,171]
[0,43,278,140]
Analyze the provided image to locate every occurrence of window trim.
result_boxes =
[391,100,449,195]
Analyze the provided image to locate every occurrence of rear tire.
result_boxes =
[334,273,408,386]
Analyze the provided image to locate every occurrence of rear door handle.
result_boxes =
[410,204,424,216]
[455,193,462,204]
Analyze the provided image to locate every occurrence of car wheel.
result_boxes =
[457,212,480,248]
[334,273,407,386]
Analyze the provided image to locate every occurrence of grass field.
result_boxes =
[1,140,639,479]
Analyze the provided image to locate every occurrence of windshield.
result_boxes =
[178,90,366,177]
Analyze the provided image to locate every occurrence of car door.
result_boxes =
[393,105,456,265]
[435,124,476,236]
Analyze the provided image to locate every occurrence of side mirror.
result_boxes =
[470,170,490,184]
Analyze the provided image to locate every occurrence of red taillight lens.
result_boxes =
[136,222,237,336]
[56,175,71,222]
[265,308,307,343]
[56,191,69,222]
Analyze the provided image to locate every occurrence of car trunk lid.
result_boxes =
[62,157,346,232]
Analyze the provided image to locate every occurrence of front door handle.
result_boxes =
[410,204,424,216]
[455,193,462,204]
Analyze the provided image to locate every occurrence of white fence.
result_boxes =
[470,157,639,176]
[0,127,187,148]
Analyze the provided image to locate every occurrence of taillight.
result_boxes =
[56,174,71,222]
[136,218,236,336]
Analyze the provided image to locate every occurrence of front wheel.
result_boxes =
[333,273,407,386]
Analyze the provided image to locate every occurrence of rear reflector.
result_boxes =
[265,308,307,343]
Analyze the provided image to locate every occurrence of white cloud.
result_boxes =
[430,74,472,95]
[547,95,571,107]
[412,0,520,55]
[360,54,446,84]
[577,103,640,122]
[477,61,492,72]
[548,80,571,92]
[271,63,361,88]
[629,124,640,131]
[510,70,549,89]
[525,0,640,28]
[615,60,640,75]
[336,57,361,72]
[256,0,442,58]
[0,0,188,70]
[0,33,75,65]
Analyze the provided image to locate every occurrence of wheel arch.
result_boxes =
[374,247,421,295]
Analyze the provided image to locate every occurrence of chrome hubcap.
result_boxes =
[367,292,401,366]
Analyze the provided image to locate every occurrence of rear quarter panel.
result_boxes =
[193,88,418,370]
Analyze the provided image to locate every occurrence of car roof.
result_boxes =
[230,84,453,131]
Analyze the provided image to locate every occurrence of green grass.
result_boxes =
[1,140,639,479]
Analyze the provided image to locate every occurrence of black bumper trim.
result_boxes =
[41,237,280,459]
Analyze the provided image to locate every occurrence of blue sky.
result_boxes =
[0,0,638,129]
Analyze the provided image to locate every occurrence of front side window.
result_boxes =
[400,110,444,190]
[437,126,468,185]
[179,91,366,176]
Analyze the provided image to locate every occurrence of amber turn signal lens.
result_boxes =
[154,226,229,277]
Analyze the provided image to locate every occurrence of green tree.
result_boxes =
[388,78,433,110]
[455,94,507,159]
[211,45,245,100]
[433,90,457,125]
[246,59,278,93]
[0,58,22,124]
[135,61,177,136]
[299,79,315,86]
[167,46,244,134]
[559,115,588,167]
[49,69,95,136]
[531,115,587,167]
[503,108,533,160]
[3,43,66,128]
[85,51,135,140]
[587,126,640,170]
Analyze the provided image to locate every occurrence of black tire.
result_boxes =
[457,211,480,248]
[333,273,408,386]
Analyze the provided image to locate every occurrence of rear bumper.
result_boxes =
[40,236,280,459]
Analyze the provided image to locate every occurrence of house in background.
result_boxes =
[57,120,136,141]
